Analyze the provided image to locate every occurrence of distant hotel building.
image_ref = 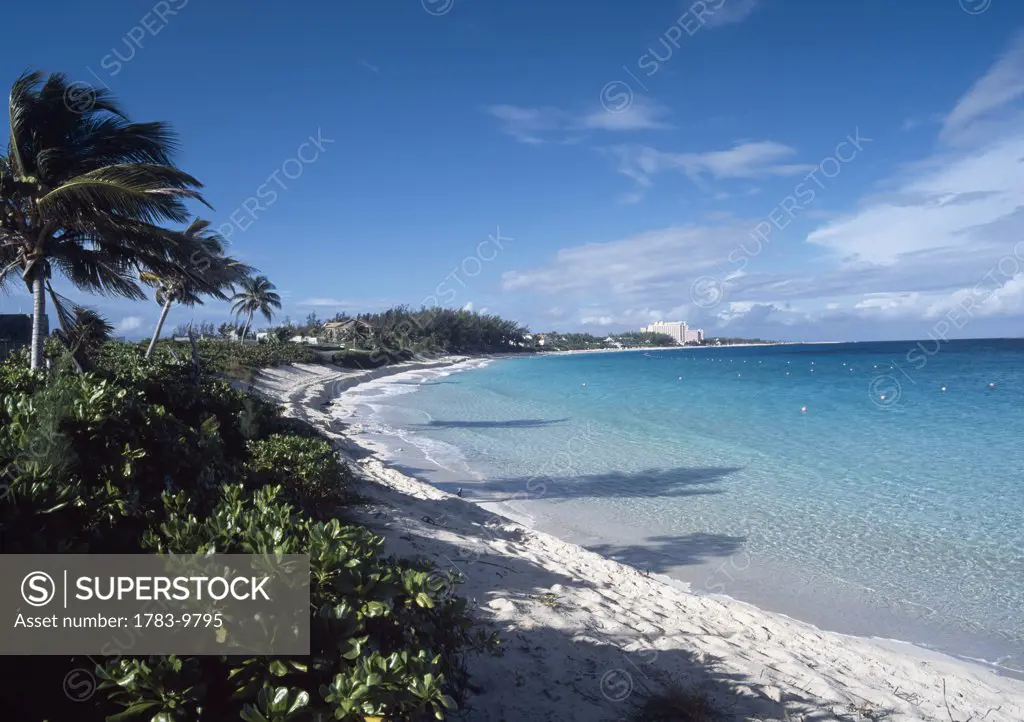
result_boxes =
[640,321,704,345]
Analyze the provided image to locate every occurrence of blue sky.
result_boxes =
[2,0,1024,341]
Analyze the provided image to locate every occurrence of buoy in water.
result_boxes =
[801,406,808,413]
[941,386,946,392]
[581,382,587,387]
[989,382,996,389]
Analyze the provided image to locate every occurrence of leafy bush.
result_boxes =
[331,349,392,369]
[144,339,321,377]
[130,483,492,720]
[247,434,353,517]
[0,348,493,720]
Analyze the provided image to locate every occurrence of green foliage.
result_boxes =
[0,71,209,369]
[232,275,283,337]
[331,349,399,369]
[53,305,115,363]
[612,331,678,347]
[704,337,776,345]
[247,434,352,517]
[537,331,606,351]
[145,338,320,377]
[0,348,486,721]
[539,330,679,351]
[326,306,530,357]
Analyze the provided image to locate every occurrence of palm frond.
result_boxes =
[45,282,79,333]
[38,163,207,225]
[50,244,146,299]
[7,70,45,178]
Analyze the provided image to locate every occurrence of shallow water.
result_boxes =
[333,341,1024,676]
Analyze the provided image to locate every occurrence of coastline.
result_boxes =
[249,358,1024,722]
[540,341,843,356]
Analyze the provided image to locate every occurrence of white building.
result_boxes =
[641,321,704,345]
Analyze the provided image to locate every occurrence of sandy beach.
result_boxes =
[248,358,1024,722]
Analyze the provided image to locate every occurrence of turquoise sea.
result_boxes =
[333,340,1024,676]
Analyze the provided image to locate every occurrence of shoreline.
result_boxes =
[249,358,1024,721]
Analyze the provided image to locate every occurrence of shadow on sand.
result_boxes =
[350,476,884,722]
[430,466,740,503]
[586,533,747,575]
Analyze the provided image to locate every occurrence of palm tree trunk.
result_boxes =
[240,310,253,343]
[30,273,46,371]
[146,298,174,359]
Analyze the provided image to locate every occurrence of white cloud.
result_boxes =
[462,301,474,311]
[501,224,749,298]
[499,66,1024,340]
[486,97,672,144]
[117,316,143,333]
[358,58,379,73]
[578,98,673,132]
[606,138,815,201]
[299,298,347,307]
[618,140,814,182]
[700,0,762,28]
[942,30,1024,144]
[607,140,814,201]
[805,134,1024,265]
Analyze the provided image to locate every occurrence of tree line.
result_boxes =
[0,71,286,369]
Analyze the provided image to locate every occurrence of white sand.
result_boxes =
[249,359,1024,722]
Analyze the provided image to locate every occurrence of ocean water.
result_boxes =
[333,340,1024,675]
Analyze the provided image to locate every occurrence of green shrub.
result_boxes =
[0,348,493,721]
[130,483,495,720]
[247,434,352,516]
[331,349,392,369]
[191,340,319,372]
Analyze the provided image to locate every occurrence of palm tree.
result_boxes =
[230,275,281,341]
[0,71,208,370]
[141,218,251,358]
[55,306,114,361]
